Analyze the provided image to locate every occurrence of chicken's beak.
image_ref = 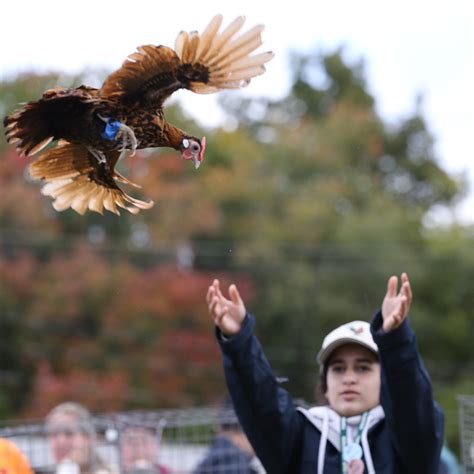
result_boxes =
[194,136,206,169]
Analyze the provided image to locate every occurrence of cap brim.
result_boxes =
[317,338,378,365]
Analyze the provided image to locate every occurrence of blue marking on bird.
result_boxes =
[101,120,122,140]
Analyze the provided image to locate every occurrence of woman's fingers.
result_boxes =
[206,285,215,306]
[229,284,241,306]
[214,279,226,301]
[382,273,412,332]
[207,280,245,335]
[209,292,225,317]
[386,275,398,298]
[383,299,406,331]
[210,296,228,324]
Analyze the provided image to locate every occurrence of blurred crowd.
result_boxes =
[0,398,462,473]
[0,400,259,474]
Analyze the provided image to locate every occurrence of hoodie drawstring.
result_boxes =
[317,408,329,474]
[361,411,375,474]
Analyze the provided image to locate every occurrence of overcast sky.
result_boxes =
[1,0,473,223]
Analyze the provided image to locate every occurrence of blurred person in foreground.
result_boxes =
[119,424,170,474]
[193,398,259,474]
[0,438,33,474]
[206,273,444,473]
[46,402,114,474]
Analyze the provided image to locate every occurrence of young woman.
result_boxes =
[206,273,444,473]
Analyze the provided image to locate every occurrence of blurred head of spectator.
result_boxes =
[216,403,255,460]
[193,397,258,474]
[45,402,111,474]
[119,423,169,474]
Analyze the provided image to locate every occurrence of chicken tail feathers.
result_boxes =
[175,15,274,93]
[29,142,154,215]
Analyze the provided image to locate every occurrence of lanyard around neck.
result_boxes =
[340,411,369,473]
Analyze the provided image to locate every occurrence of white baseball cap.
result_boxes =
[317,320,379,365]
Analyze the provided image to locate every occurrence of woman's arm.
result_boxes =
[373,273,444,473]
[207,280,304,473]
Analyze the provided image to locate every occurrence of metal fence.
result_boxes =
[2,398,472,473]
[459,395,474,474]
[0,406,265,473]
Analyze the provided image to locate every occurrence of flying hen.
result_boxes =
[3,15,273,215]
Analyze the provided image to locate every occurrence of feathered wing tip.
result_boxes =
[175,15,274,92]
[28,142,154,216]
[4,106,54,157]
[4,86,98,157]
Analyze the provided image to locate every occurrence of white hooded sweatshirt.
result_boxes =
[297,405,385,474]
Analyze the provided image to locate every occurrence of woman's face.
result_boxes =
[325,343,381,417]
[47,412,92,467]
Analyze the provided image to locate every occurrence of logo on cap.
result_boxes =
[349,325,364,335]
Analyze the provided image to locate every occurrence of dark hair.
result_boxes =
[317,362,329,401]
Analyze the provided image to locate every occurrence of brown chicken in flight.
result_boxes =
[3,15,273,215]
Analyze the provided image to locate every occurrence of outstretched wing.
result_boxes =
[175,15,274,94]
[100,45,183,107]
[29,142,153,215]
[100,15,273,107]
[4,86,99,157]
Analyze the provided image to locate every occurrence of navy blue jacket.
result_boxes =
[217,311,444,473]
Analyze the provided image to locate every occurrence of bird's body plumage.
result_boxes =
[4,15,273,215]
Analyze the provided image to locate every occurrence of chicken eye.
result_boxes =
[191,143,200,152]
